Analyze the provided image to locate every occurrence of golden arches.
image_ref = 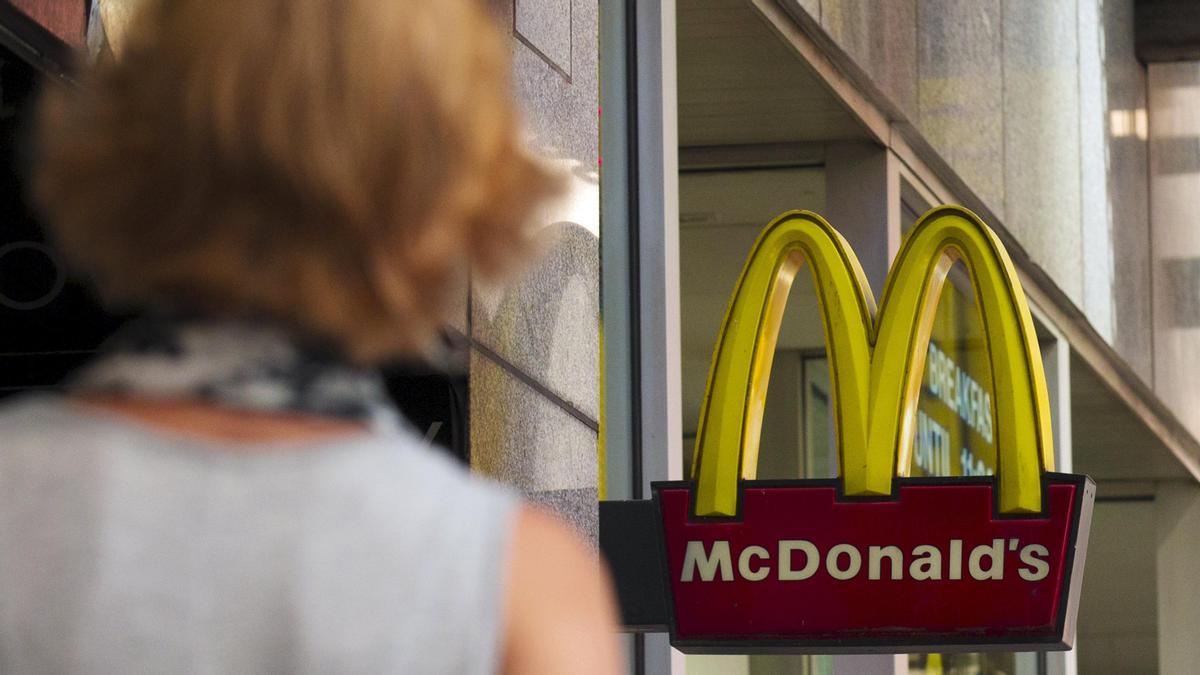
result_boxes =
[690,206,1054,517]
[691,212,875,517]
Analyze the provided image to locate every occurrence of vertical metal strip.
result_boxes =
[625,0,643,503]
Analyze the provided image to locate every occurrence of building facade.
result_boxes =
[598,1,1200,674]
[2,1,1199,674]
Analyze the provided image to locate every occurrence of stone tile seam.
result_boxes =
[511,0,572,84]
[454,328,599,433]
[512,29,572,83]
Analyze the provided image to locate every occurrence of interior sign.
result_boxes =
[600,206,1094,654]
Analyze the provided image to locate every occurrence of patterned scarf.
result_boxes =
[70,314,404,433]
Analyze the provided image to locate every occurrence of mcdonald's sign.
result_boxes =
[599,206,1094,654]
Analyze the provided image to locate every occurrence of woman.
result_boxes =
[0,0,621,673]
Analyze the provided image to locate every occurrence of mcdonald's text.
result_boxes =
[679,537,1051,583]
[655,475,1092,651]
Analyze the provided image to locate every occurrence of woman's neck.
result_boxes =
[69,314,405,436]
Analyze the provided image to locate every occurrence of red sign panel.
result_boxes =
[654,474,1094,653]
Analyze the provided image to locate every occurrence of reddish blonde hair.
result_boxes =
[36,0,561,361]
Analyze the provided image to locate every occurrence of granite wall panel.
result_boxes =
[917,0,1006,218]
[1103,0,1154,383]
[1001,0,1083,304]
[470,0,600,539]
[515,0,572,77]
[469,352,599,540]
[1080,0,1115,347]
[1149,62,1200,442]
[820,0,918,116]
[472,0,599,421]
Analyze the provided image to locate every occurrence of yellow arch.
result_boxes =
[868,206,1054,513]
[690,206,1054,517]
[691,211,875,517]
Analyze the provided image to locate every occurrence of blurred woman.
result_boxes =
[0,0,621,673]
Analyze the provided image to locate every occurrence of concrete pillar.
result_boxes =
[1155,482,1200,673]
[1148,62,1200,441]
[823,141,901,299]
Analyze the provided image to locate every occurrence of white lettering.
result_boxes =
[923,341,994,444]
[779,540,819,580]
[909,544,943,580]
[826,544,862,580]
[1019,544,1050,581]
[868,545,903,580]
[949,539,963,580]
[916,411,951,475]
[681,540,732,582]
[675,537,1049,583]
[738,545,770,581]
[969,538,1006,580]
[982,392,994,442]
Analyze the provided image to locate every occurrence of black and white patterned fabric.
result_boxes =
[70,314,404,433]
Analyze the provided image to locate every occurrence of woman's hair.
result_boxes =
[35,0,561,361]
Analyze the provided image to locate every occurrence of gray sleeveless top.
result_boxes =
[0,396,518,674]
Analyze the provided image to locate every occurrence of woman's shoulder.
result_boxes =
[328,424,520,523]
[0,391,523,589]
[0,393,516,515]
[0,393,72,429]
[0,394,100,459]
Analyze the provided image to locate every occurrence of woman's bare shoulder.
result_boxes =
[502,507,623,675]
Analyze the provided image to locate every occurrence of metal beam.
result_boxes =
[1136,0,1200,63]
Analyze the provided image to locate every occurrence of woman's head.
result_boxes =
[36,0,561,361]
